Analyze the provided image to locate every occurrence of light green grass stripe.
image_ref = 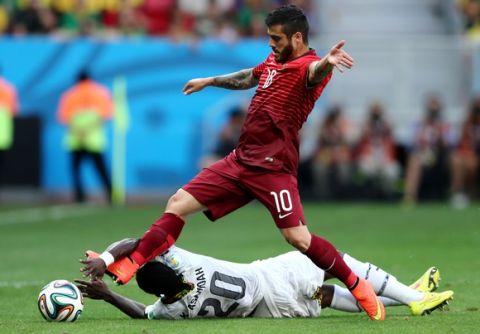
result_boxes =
[0,205,101,226]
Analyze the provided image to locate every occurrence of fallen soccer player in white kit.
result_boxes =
[76,238,453,319]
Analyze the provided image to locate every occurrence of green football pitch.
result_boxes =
[0,202,478,333]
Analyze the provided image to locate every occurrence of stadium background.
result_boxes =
[0,0,478,203]
[0,1,479,333]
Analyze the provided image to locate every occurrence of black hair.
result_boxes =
[136,262,186,298]
[265,5,309,43]
[326,105,341,121]
[229,106,244,119]
[77,70,90,82]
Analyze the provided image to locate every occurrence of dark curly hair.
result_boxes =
[136,261,185,298]
[265,5,309,43]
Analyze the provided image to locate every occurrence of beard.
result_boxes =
[275,43,294,63]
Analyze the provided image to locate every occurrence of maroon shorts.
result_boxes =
[183,152,306,229]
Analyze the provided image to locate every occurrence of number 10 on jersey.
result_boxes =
[270,190,293,214]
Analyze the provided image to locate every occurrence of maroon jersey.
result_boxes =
[235,50,332,175]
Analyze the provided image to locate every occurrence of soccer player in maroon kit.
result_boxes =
[81,5,385,320]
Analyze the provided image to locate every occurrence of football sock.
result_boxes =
[330,285,362,312]
[305,234,358,289]
[130,213,185,266]
[330,285,402,312]
[343,253,423,304]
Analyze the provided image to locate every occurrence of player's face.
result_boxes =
[267,25,293,63]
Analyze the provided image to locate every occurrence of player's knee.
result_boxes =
[166,190,186,214]
[165,189,204,218]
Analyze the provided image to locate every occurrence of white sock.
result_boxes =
[379,296,402,306]
[343,253,423,304]
[330,285,361,312]
[331,285,406,311]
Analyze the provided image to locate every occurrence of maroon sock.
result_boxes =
[304,234,358,289]
[130,213,185,266]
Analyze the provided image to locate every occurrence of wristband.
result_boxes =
[99,251,115,267]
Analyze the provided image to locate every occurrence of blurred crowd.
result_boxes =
[458,0,480,40]
[300,96,480,207]
[0,0,315,40]
[204,96,480,208]
[1,0,478,206]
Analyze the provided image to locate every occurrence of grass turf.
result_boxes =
[0,202,478,333]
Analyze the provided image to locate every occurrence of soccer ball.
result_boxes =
[37,279,84,322]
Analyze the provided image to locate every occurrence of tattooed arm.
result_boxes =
[183,68,258,95]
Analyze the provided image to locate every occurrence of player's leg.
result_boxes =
[403,153,422,204]
[327,255,454,315]
[72,149,84,202]
[113,154,251,284]
[341,253,424,305]
[90,151,112,204]
[327,284,453,316]
[244,172,384,320]
[103,189,202,284]
[280,225,357,286]
[129,188,204,266]
[323,284,384,312]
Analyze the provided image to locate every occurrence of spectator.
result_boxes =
[310,105,351,199]
[179,0,234,38]
[57,70,113,204]
[0,4,10,33]
[0,66,19,181]
[118,1,146,36]
[99,0,145,37]
[201,105,246,168]
[458,0,480,39]
[450,96,480,208]
[354,101,400,199]
[403,95,450,205]
[236,0,269,37]
[1,0,317,39]
[136,0,176,36]
[10,0,57,35]
[58,0,101,37]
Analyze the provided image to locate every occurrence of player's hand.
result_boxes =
[75,278,110,300]
[182,78,212,95]
[326,40,354,73]
[80,257,106,279]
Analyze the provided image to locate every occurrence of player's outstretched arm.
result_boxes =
[307,40,354,86]
[183,68,258,95]
[75,278,147,319]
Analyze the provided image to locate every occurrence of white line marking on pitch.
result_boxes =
[0,205,101,226]
[0,280,118,289]
[0,280,45,288]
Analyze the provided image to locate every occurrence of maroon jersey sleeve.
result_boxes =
[252,56,269,78]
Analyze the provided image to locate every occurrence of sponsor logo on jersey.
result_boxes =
[158,249,181,270]
[278,212,293,219]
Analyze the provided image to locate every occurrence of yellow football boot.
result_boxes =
[409,267,440,292]
[409,290,454,316]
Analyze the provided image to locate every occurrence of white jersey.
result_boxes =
[144,246,324,320]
